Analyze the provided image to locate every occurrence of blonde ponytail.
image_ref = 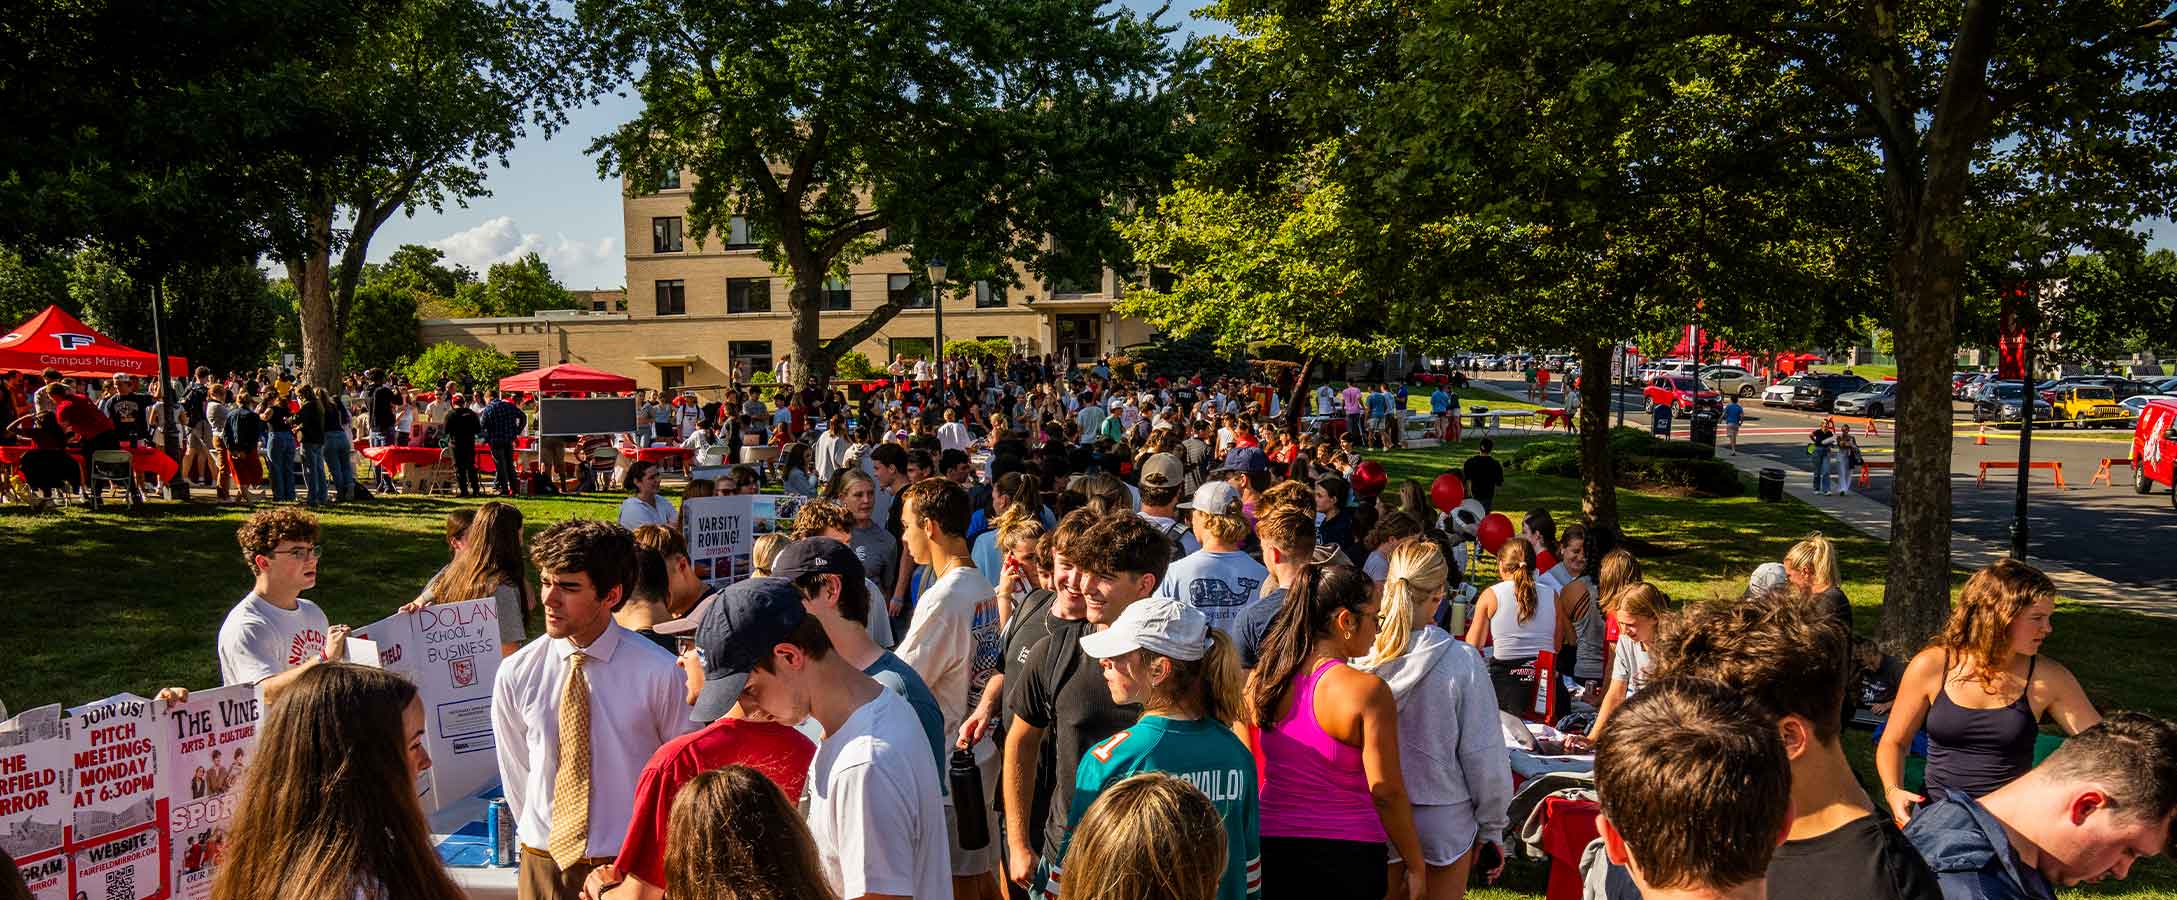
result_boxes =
[1367,541,1449,666]
[1499,540,1539,623]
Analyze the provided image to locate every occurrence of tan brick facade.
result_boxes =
[420,172,1155,392]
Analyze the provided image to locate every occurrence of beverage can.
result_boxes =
[488,798,515,867]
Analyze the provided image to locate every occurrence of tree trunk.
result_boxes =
[292,206,342,393]
[1286,354,1315,434]
[1879,221,1966,652]
[1576,340,1619,534]
[789,266,829,388]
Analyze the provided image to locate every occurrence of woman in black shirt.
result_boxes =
[297,386,330,506]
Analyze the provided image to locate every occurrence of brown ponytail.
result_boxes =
[1498,540,1539,623]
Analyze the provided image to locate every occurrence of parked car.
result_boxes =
[1973,382,2055,423]
[2132,398,2177,508]
[1640,359,1697,382]
[1700,365,1760,399]
[1644,375,1720,411]
[2050,385,2128,428]
[1763,375,1806,407]
[1951,372,1978,397]
[2122,394,2177,417]
[2152,376,2177,395]
[1792,374,1872,412]
[1832,381,1900,417]
[1956,372,1995,401]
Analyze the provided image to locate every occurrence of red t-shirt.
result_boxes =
[612,716,816,889]
[53,395,113,441]
[1536,550,1558,574]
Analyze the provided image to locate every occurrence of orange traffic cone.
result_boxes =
[1975,424,1988,446]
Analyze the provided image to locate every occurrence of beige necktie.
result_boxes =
[547,650,592,869]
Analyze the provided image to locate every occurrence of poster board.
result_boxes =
[160,686,260,900]
[65,695,167,900]
[537,397,636,437]
[2,705,69,900]
[683,495,753,588]
[351,598,504,812]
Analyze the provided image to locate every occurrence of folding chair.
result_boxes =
[88,449,142,510]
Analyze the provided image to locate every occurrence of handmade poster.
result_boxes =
[352,598,503,812]
[684,494,753,587]
[1,704,69,900]
[66,695,166,900]
[161,686,260,900]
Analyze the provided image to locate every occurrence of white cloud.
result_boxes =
[430,216,620,289]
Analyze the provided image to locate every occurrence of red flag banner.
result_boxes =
[1998,284,2029,381]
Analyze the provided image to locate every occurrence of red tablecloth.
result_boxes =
[0,444,179,481]
[621,446,693,465]
[360,444,498,476]
[1540,796,1603,900]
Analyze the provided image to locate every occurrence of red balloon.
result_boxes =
[1477,512,1515,555]
[1351,460,1388,496]
[1430,472,1466,511]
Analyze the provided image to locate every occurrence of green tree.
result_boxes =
[342,282,427,371]
[267,0,583,392]
[577,0,1191,385]
[405,342,521,388]
[1689,1,2177,647]
[450,252,575,317]
[363,244,478,303]
[0,250,74,327]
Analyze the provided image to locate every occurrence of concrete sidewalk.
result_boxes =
[1713,446,2170,618]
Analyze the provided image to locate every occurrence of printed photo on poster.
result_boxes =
[162,685,261,900]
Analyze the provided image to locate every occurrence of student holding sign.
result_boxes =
[217,507,349,686]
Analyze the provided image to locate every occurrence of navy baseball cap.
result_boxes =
[690,576,809,722]
[1215,446,1270,476]
[769,536,866,585]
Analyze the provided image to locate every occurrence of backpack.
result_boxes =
[1153,517,1190,565]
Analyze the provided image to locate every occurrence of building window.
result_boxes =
[659,170,682,190]
[729,341,773,379]
[659,366,685,393]
[512,350,542,371]
[652,217,683,253]
[727,215,754,248]
[728,277,772,314]
[655,279,686,316]
[1049,242,1099,294]
[889,274,927,308]
[890,337,933,362]
[824,276,853,311]
[589,293,609,312]
[974,280,1006,308]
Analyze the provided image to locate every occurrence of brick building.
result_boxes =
[420,171,1154,391]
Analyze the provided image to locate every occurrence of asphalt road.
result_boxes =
[1468,373,2177,593]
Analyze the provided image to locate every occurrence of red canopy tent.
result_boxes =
[498,362,636,393]
[0,305,188,378]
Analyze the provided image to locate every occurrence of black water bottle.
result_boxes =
[948,748,990,849]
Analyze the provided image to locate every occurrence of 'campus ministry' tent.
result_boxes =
[0,305,188,378]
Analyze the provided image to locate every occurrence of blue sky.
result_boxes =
[369,5,2175,290]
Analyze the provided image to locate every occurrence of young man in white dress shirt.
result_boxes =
[492,519,694,900]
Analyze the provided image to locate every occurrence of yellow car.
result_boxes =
[2051,385,2128,428]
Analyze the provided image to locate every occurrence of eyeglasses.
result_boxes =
[270,546,322,561]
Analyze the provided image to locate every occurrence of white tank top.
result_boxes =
[1488,579,1559,661]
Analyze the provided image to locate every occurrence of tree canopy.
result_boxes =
[576,0,1195,383]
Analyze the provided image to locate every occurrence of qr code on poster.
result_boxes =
[104,863,136,900]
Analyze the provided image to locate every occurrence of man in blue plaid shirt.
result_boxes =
[480,389,527,496]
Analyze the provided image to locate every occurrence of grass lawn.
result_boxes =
[1813,363,1900,380]
[4,444,2173,897]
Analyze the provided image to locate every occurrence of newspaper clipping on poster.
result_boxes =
[1,705,69,900]
[67,695,166,900]
[161,686,260,900]
[352,597,504,811]
[684,495,753,588]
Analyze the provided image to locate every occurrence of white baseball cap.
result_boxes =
[1079,597,1212,661]
[1183,480,1243,515]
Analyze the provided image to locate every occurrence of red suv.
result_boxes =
[1644,376,1721,411]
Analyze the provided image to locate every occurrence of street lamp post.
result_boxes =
[2011,276,2040,560]
[926,257,947,387]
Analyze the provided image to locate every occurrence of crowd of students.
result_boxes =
[6,359,2173,900]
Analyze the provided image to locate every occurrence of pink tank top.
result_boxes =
[1258,659,1386,842]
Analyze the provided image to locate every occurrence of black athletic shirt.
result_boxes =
[1014,618,1140,860]
[1768,814,1941,900]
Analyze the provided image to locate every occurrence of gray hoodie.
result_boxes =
[1356,625,1513,837]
